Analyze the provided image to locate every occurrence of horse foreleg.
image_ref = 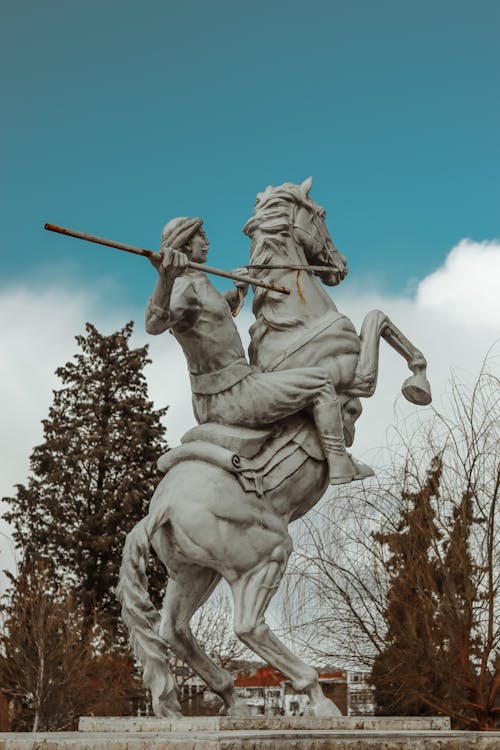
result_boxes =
[159,565,249,717]
[231,549,341,717]
[380,318,432,405]
[350,309,432,405]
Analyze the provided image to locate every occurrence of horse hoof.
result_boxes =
[305,698,342,717]
[402,372,432,406]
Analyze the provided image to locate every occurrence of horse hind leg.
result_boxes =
[231,546,341,718]
[350,309,432,405]
[159,564,250,718]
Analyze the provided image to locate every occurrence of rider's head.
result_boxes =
[161,217,203,253]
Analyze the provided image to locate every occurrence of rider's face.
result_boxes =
[189,229,210,263]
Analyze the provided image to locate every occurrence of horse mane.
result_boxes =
[242,182,315,239]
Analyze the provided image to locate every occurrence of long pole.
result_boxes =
[44,223,290,296]
[246,264,334,272]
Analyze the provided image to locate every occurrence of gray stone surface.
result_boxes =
[2,729,500,749]
[117,179,434,719]
[78,716,452,732]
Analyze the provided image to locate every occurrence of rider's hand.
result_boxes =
[230,267,249,296]
[158,247,190,276]
[149,252,163,271]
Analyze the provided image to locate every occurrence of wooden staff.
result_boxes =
[44,223,290,296]
[246,264,335,272]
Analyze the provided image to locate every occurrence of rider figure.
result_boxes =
[146,216,372,485]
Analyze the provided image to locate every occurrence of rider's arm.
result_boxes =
[223,268,249,316]
[145,250,202,334]
[223,288,240,312]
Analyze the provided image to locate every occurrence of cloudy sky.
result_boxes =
[1,0,499,579]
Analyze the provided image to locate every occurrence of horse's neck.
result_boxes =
[251,232,336,321]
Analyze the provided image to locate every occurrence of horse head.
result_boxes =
[243,177,348,286]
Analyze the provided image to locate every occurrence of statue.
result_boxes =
[116,178,432,718]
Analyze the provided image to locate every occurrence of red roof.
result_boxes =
[235,665,284,687]
[234,666,345,688]
[319,671,346,680]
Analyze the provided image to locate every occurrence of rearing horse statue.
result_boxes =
[245,177,431,407]
[117,178,431,719]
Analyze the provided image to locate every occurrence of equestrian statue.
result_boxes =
[115,178,432,718]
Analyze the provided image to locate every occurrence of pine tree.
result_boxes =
[370,456,444,715]
[3,322,168,633]
[434,491,479,705]
[370,452,497,727]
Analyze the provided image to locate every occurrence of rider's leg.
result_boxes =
[308,371,374,484]
[194,367,372,485]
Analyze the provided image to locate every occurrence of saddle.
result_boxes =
[157,416,325,496]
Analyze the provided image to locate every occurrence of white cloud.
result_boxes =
[416,239,500,330]
[1,238,499,584]
[334,239,500,463]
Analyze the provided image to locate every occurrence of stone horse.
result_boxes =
[117,179,431,719]
[244,177,431,408]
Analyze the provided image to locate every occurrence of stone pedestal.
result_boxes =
[78,715,452,732]
[2,716,500,749]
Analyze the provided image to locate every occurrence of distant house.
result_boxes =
[234,665,285,716]
[233,664,348,717]
[346,672,375,716]
[177,662,373,717]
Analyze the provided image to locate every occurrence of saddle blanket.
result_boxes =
[157,416,325,496]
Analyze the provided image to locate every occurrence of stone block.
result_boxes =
[2,728,500,749]
[78,715,452,732]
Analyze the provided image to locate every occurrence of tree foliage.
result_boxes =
[3,322,169,632]
[370,457,445,715]
[0,557,142,730]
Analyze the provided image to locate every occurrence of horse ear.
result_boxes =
[301,176,313,196]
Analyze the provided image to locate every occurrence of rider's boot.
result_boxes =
[321,432,374,485]
[312,383,374,485]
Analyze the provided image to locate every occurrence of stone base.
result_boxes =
[2,728,500,749]
[78,715,452,732]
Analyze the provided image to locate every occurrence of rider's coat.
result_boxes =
[146,269,335,428]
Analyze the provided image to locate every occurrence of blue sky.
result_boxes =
[1,0,498,307]
[1,0,500,579]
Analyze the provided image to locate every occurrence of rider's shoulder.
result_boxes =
[172,274,201,297]
[170,274,202,311]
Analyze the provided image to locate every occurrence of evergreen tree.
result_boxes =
[370,456,444,715]
[3,322,168,632]
[433,490,480,714]
[370,455,497,728]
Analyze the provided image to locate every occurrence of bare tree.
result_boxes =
[281,363,499,729]
[0,556,143,730]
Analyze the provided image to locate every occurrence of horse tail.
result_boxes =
[117,514,181,717]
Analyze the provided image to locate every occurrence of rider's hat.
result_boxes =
[161,217,203,250]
